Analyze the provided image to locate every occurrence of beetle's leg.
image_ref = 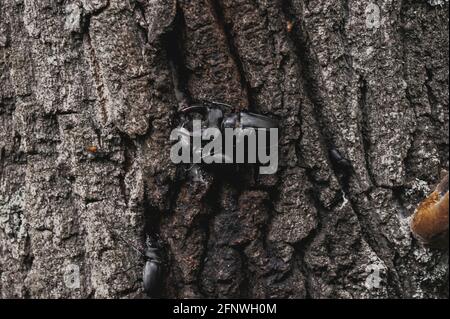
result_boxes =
[240,112,278,129]
[107,226,145,257]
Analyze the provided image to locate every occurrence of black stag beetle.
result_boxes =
[142,236,163,297]
[329,148,352,173]
[180,101,279,130]
[329,147,354,191]
[178,101,279,166]
[109,228,163,298]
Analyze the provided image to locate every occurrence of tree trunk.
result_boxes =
[0,0,448,299]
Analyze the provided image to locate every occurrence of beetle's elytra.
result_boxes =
[143,241,163,297]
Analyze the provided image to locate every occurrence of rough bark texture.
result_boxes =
[0,0,448,299]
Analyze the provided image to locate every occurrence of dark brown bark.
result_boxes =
[0,0,448,298]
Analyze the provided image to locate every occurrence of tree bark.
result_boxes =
[0,0,448,299]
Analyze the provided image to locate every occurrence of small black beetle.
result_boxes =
[329,148,352,171]
[108,228,163,298]
[143,238,163,297]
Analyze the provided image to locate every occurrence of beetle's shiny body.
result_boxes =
[143,246,162,296]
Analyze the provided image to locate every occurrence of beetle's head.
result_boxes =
[145,247,161,262]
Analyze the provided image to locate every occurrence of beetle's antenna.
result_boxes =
[210,101,232,109]
[106,225,145,257]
